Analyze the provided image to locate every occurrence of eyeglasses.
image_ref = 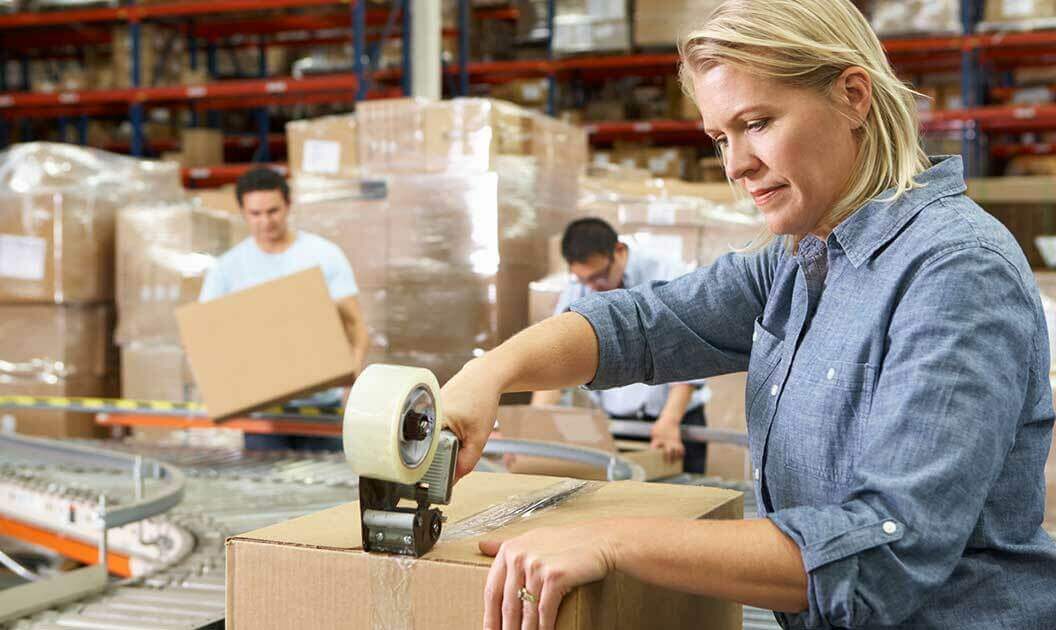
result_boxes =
[579,255,616,289]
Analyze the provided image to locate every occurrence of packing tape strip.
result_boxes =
[342,364,443,485]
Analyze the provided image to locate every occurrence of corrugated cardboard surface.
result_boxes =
[227,472,743,630]
[176,267,357,419]
[286,114,359,179]
[0,303,114,379]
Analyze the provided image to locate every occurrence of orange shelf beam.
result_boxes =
[97,412,341,437]
[0,515,132,578]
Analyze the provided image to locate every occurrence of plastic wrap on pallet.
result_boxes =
[293,102,584,381]
[0,143,182,304]
[120,342,198,403]
[115,199,236,346]
[981,0,1056,28]
[285,114,359,180]
[356,97,587,176]
[634,0,726,48]
[868,0,962,37]
[577,174,763,267]
[0,303,116,438]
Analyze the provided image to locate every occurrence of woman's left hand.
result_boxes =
[479,523,617,630]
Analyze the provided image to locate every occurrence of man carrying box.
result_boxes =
[199,167,368,451]
[530,217,709,472]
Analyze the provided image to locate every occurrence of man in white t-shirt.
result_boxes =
[199,167,368,451]
[531,218,709,472]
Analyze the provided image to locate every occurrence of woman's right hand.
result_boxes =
[441,358,505,480]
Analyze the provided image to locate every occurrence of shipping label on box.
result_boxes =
[176,267,357,419]
[0,234,46,280]
[226,472,743,630]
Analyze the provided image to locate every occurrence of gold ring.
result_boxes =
[517,586,538,604]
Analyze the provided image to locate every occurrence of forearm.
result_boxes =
[658,383,693,424]
[606,517,808,613]
[352,320,369,367]
[471,312,599,394]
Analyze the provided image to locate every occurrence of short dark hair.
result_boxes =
[561,218,618,264]
[235,167,290,206]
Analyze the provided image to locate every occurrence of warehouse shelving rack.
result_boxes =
[7,0,1056,181]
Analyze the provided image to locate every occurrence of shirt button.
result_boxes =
[770,384,779,397]
[882,520,898,535]
[827,367,836,380]
[753,468,760,481]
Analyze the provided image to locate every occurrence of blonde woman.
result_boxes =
[442,0,1056,627]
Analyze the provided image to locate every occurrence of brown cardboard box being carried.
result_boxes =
[226,472,742,630]
[176,267,357,419]
[498,405,683,480]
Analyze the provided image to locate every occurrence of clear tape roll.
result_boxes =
[343,364,443,484]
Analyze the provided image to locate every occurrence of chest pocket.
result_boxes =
[745,317,784,423]
[781,359,876,484]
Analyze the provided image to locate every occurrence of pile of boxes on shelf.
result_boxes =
[286,98,587,385]
[0,143,187,437]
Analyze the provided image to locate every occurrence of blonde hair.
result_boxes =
[678,0,930,247]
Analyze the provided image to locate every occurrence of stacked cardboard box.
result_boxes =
[0,143,182,437]
[868,0,962,36]
[577,175,761,268]
[983,0,1056,26]
[634,0,725,47]
[290,98,586,383]
[115,197,239,409]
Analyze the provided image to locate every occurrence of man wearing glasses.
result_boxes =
[530,217,709,472]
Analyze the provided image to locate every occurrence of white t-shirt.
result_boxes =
[199,231,358,408]
[554,243,709,418]
[199,231,358,303]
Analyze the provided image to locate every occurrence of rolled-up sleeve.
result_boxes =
[767,245,1039,628]
[569,242,781,388]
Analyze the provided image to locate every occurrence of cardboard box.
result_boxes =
[0,304,114,380]
[176,267,357,419]
[702,372,749,481]
[116,200,235,345]
[0,143,182,303]
[286,114,359,179]
[529,273,567,324]
[226,472,743,630]
[635,0,725,47]
[870,0,962,36]
[120,343,197,403]
[181,129,224,168]
[0,194,115,303]
[984,0,1056,23]
[499,405,684,481]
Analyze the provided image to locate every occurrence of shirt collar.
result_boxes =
[830,155,967,268]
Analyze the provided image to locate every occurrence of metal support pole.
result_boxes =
[354,0,367,101]
[188,23,200,127]
[206,42,220,129]
[255,41,270,162]
[58,117,69,143]
[76,116,88,145]
[457,0,469,96]
[19,56,31,142]
[96,494,108,568]
[130,22,144,157]
[411,0,440,99]
[545,0,556,115]
[401,0,412,96]
[959,0,982,177]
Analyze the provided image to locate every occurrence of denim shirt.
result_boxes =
[570,156,1056,628]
